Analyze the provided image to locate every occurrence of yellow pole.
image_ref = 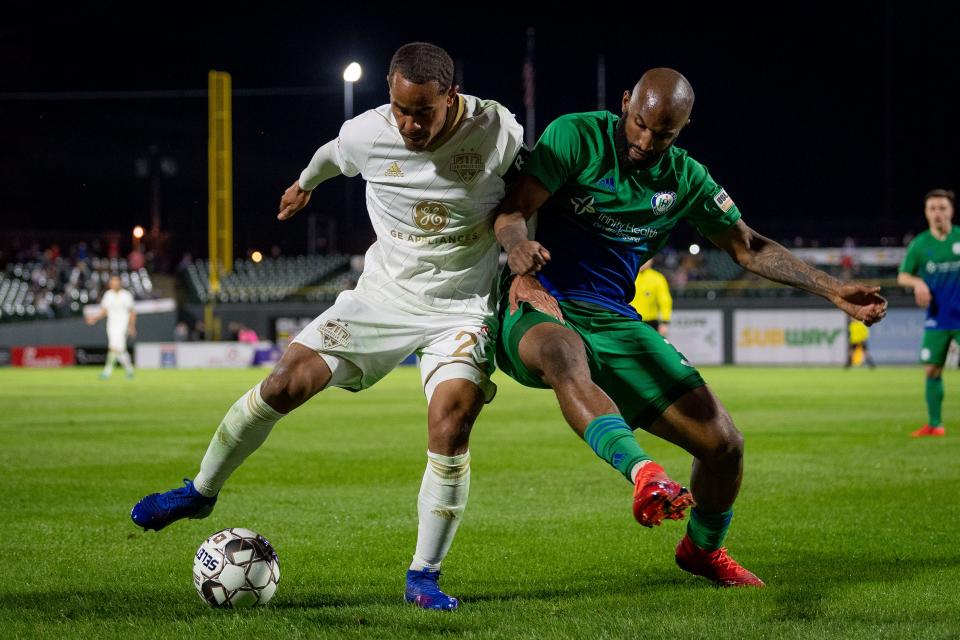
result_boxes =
[208,70,233,341]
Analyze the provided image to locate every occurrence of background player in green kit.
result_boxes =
[898,189,958,437]
[494,68,888,587]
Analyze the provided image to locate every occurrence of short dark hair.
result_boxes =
[925,189,955,205]
[388,42,454,93]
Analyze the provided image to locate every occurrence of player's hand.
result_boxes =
[507,240,551,275]
[128,326,137,338]
[278,181,311,220]
[658,323,670,337]
[85,317,96,326]
[509,274,563,321]
[833,283,888,326]
[912,281,932,309]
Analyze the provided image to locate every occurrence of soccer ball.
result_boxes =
[193,527,280,608]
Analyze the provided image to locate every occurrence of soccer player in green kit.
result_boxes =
[898,189,958,437]
[494,68,888,587]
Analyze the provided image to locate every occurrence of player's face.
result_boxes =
[389,73,457,152]
[925,197,954,233]
[109,277,121,291]
[617,90,687,170]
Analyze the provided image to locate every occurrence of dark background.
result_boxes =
[2,2,958,259]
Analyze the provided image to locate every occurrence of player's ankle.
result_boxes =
[630,459,656,483]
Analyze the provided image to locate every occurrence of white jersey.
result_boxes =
[101,289,134,334]
[303,94,524,320]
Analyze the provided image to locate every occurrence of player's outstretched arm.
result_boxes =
[85,309,106,326]
[277,181,312,220]
[708,220,888,325]
[278,138,349,220]
[494,175,553,275]
[896,271,931,308]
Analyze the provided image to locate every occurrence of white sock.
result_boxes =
[630,459,654,483]
[102,352,117,375]
[410,450,471,571]
[117,350,134,374]
[193,382,285,497]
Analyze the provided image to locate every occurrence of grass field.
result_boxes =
[1,366,958,639]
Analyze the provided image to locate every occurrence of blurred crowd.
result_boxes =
[2,240,154,320]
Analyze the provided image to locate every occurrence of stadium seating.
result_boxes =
[1,257,153,322]
[183,255,350,303]
[303,269,363,301]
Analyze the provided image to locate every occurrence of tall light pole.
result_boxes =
[343,62,362,121]
[341,62,363,252]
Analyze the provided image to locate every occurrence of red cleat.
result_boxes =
[632,462,694,527]
[675,534,765,587]
[911,424,946,437]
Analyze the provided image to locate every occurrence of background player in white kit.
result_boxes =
[86,275,136,379]
[132,42,525,610]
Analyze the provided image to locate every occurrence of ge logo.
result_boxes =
[571,196,595,215]
[926,262,936,274]
[413,201,450,232]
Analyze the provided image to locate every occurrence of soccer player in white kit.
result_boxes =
[86,275,136,379]
[131,42,525,610]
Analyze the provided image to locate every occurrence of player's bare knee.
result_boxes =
[926,365,943,379]
[428,382,483,454]
[429,420,473,454]
[428,400,480,455]
[261,364,313,412]
[705,422,743,471]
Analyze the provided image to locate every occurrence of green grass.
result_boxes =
[1,366,958,639]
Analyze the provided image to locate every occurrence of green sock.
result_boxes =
[583,414,651,483]
[926,377,944,426]
[687,507,734,551]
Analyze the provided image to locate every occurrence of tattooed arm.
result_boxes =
[708,220,888,325]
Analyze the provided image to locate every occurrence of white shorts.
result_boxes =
[107,328,127,352]
[292,289,496,404]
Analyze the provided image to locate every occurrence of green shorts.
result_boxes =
[496,297,706,429]
[921,329,960,365]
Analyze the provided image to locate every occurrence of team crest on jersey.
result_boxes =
[385,162,404,177]
[651,191,677,215]
[713,188,734,212]
[571,195,596,215]
[451,152,483,183]
[318,320,350,349]
[413,201,450,232]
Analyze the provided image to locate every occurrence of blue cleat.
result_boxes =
[130,478,217,531]
[404,568,459,611]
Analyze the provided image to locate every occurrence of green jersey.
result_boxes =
[900,227,960,330]
[522,111,740,317]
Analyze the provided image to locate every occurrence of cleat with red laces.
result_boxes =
[911,424,946,437]
[675,534,765,587]
[632,462,695,527]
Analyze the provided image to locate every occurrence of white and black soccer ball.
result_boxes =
[193,527,280,608]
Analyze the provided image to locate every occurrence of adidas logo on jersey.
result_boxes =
[595,176,616,192]
[385,162,404,177]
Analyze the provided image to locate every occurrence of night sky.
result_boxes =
[2,2,958,259]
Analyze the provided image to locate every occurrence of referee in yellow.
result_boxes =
[845,319,876,368]
[630,259,673,336]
